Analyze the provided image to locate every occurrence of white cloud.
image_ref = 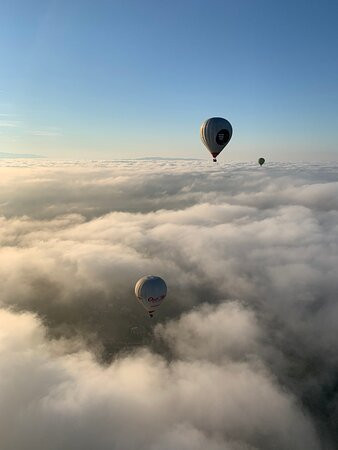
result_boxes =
[0,307,320,450]
[0,160,336,448]
[30,129,62,137]
[0,120,21,127]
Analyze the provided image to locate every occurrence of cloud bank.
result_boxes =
[0,160,337,449]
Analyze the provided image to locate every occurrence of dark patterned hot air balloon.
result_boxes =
[200,117,233,162]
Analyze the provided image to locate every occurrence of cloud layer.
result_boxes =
[0,160,337,449]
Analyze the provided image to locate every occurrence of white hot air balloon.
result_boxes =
[200,117,233,162]
[135,276,167,317]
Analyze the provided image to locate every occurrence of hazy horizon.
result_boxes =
[1,153,338,163]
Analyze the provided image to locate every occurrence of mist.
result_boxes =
[0,160,337,449]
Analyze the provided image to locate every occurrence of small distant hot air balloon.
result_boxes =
[135,276,167,318]
[200,117,233,162]
[258,157,265,166]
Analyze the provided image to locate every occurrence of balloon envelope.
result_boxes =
[135,275,167,317]
[258,157,265,166]
[200,117,233,162]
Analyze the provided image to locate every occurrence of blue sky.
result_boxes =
[0,0,338,159]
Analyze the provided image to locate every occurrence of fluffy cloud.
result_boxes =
[0,307,319,450]
[0,160,337,448]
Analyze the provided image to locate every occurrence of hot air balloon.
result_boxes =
[200,117,233,162]
[135,276,167,318]
[258,157,265,166]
